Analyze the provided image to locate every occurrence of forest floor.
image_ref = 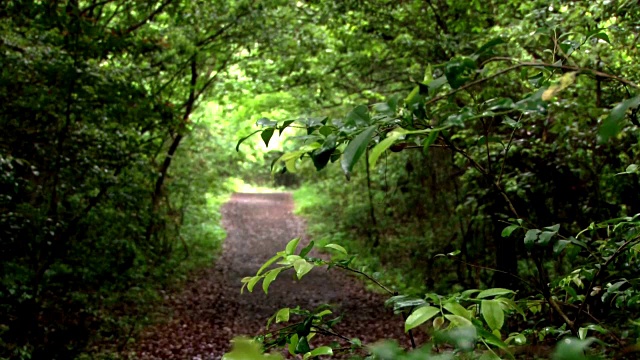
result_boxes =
[128,192,414,359]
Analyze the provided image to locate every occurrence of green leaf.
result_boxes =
[295,336,310,354]
[433,316,445,330]
[444,57,477,89]
[477,288,515,298]
[552,337,595,360]
[405,86,420,105]
[280,255,301,265]
[293,259,314,279]
[524,229,540,249]
[599,95,640,142]
[278,120,295,135]
[318,126,333,137]
[578,327,588,340]
[594,32,611,44]
[288,334,298,355]
[534,27,550,36]
[273,143,321,173]
[443,301,470,319]
[496,297,526,319]
[306,346,333,358]
[257,254,283,276]
[538,231,556,245]
[461,289,482,298]
[553,240,570,256]
[444,314,473,327]
[474,326,512,357]
[506,333,527,345]
[514,88,548,114]
[392,298,427,311]
[257,117,277,127]
[286,238,300,255]
[435,326,477,351]
[501,225,519,237]
[261,128,275,147]
[485,97,514,111]
[345,105,370,127]
[445,107,476,127]
[222,337,283,360]
[299,241,314,257]
[626,164,638,173]
[404,306,440,332]
[262,267,286,294]
[311,135,337,171]
[475,37,506,55]
[247,276,262,293]
[544,224,560,232]
[285,157,297,173]
[369,128,407,168]
[422,130,439,154]
[481,300,504,331]
[276,308,290,323]
[428,76,448,94]
[587,30,611,44]
[325,243,347,254]
[479,351,501,360]
[341,126,377,179]
[236,130,261,152]
[240,277,250,294]
[315,309,332,317]
[503,118,521,128]
[424,64,434,84]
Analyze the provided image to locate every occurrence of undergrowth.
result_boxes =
[80,180,243,359]
[293,184,427,296]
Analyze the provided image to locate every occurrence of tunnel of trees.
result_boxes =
[1,0,640,359]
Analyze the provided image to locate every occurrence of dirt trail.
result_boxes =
[131,193,411,359]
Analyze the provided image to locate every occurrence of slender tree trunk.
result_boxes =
[145,58,198,245]
[365,150,379,247]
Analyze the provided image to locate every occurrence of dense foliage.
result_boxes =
[2,0,640,359]
[0,0,288,358]
[233,1,640,359]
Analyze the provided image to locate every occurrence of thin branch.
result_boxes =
[497,114,522,185]
[449,258,539,292]
[574,234,640,325]
[562,302,623,346]
[401,312,417,349]
[335,264,394,295]
[425,0,449,34]
[314,326,356,343]
[480,118,492,172]
[124,0,173,34]
[424,61,639,110]
[196,11,250,47]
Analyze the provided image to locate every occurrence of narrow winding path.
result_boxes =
[131,193,411,359]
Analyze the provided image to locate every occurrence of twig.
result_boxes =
[449,258,540,293]
[400,312,417,349]
[497,114,521,185]
[562,303,623,346]
[574,234,640,325]
[440,134,522,219]
[335,264,394,295]
[424,61,639,110]
[314,326,357,343]
[124,0,173,34]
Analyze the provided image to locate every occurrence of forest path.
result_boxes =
[131,192,410,359]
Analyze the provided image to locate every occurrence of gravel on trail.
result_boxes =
[130,192,414,359]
